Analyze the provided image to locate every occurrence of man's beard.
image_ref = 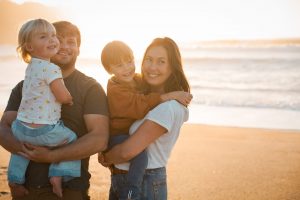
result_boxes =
[52,56,77,71]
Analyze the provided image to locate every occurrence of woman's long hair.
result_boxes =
[141,37,190,93]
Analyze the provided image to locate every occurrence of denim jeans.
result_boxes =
[8,119,81,184]
[109,167,167,200]
[109,134,148,199]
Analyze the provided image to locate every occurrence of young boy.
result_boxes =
[7,18,80,198]
[100,40,191,199]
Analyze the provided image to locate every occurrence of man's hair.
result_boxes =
[17,18,55,63]
[52,21,81,47]
[101,40,134,74]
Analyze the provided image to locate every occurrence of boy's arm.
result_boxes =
[108,83,161,119]
[50,78,73,105]
[160,91,193,107]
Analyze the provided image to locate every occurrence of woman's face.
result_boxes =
[142,46,172,92]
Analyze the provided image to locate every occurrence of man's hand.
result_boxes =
[19,139,68,163]
[20,143,53,163]
[98,152,111,167]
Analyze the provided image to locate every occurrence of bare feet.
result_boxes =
[8,182,29,198]
[50,176,63,198]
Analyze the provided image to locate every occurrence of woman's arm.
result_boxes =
[104,119,167,164]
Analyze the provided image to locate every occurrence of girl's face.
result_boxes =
[142,46,172,93]
[26,27,59,61]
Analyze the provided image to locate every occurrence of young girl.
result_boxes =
[7,18,80,198]
[100,40,192,199]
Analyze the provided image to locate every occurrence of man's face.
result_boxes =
[51,35,79,70]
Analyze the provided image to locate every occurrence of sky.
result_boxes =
[10,0,300,58]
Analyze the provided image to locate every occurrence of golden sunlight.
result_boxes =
[5,0,300,59]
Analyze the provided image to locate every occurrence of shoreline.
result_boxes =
[187,122,300,133]
[0,123,300,199]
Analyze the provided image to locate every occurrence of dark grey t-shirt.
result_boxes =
[5,69,109,195]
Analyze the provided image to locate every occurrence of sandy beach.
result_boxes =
[0,123,300,200]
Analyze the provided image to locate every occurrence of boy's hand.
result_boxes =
[173,91,193,106]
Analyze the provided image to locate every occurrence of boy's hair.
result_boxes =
[101,40,134,74]
[53,21,81,47]
[17,18,56,63]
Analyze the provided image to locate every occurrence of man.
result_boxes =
[0,21,109,200]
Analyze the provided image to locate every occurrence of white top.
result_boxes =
[17,58,62,124]
[116,100,189,170]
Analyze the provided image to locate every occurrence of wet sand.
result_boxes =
[0,123,300,199]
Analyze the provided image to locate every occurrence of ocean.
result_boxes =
[0,44,300,130]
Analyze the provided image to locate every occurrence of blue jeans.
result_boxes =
[109,135,148,199]
[8,119,81,184]
[109,167,167,200]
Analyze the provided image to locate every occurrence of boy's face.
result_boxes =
[110,59,136,83]
[26,28,59,61]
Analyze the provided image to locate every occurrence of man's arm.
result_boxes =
[22,80,109,163]
[0,111,22,153]
[52,114,109,162]
[23,114,109,163]
[0,81,23,153]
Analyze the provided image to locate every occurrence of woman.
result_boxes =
[101,37,192,200]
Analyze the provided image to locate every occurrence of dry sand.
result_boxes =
[0,123,300,200]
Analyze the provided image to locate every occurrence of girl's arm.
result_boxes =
[104,119,167,164]
[50,78,73,105]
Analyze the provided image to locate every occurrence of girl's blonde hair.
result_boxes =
[17,18,56,63]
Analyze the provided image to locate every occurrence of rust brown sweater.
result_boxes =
[107,74,161,135]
